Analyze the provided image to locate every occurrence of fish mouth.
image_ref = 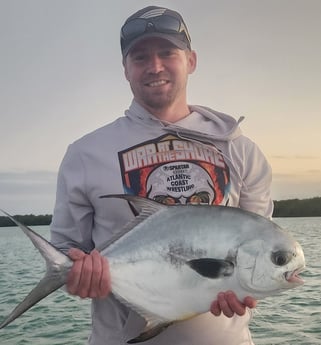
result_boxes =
[284,266,305,285]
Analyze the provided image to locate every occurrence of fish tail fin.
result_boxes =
[0,274,66,329]
[0,210,72,329]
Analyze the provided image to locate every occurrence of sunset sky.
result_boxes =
[1,0,320,214]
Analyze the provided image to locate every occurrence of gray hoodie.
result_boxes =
[51,100,273,345]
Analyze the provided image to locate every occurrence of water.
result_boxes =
[250,217,321,345]
[0,218,320,344]
[0,226,91,345]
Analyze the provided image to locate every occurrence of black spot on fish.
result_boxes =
[187,258,234,278]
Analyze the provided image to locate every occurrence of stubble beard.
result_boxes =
[143,91,175,112]
[133,80,186,113]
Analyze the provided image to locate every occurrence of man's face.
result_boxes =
[123,37,196,118]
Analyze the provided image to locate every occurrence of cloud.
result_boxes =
[0,171,57,214]
[272,171,321,183]
[1,169,320,214]
[306,169,321,174]
[271,155,320,160]
[0,171,57,193]
[271,171,321,200]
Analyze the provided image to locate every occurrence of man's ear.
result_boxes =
[187,50,197,74]
[123,57,130,81]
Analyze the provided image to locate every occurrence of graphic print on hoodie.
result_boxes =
[118,134,230,206]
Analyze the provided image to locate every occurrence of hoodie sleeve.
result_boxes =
[235,137,274,218]
[50,144,95,253]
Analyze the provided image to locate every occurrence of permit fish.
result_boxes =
[0,195,305,343]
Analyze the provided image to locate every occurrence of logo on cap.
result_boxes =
[139,8,167,19]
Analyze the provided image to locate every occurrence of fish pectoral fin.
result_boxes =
[127,320,173,344]
[187,258,234,278]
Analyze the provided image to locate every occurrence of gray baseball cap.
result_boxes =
[120,6,191,56]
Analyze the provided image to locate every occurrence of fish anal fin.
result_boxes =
[111,293,172,343]
[127,321,173,344]
[187,258,234,278]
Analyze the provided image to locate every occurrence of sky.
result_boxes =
[1,0,320,214]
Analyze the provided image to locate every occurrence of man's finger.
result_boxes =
[99,254,111,298]
[67,258,84,295]
[244,296,257,309]
[217,292,234,318]
[88,250,103,298]
[68,248,87,261]
[224,291,246,316]
[77,253,94,298]
[210,300,221,316]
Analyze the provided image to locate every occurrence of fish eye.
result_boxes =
[271,251,292,266]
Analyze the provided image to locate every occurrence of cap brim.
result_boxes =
[122,32,189,56]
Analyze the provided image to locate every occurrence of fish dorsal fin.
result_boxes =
[187,258,234,278]
[100,194,166,214]
[97,195,166,251]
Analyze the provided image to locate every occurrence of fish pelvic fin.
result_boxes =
[0,210,72,329]
[187,258,234,278]
[127,320,174,344]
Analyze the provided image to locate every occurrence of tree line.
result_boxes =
[0,197,320,227]
[0,214,52,227]
[273,197,321,217]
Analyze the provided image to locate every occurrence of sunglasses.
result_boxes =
[121,15,191,45]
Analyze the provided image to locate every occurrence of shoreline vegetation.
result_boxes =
[0,197,320,227]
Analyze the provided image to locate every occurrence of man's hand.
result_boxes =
[67,248,111,299]
[210,291,257,318]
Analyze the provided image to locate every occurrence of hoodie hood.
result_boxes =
[125,100,244,142]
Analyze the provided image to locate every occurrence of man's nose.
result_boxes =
[147,54,164,73]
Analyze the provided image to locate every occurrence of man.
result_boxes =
[51,6,273,345]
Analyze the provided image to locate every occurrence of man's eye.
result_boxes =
[161,50,174,57]
[133,55,145,61]
[129,52,146,62]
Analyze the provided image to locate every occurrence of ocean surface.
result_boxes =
[0,217,320,345]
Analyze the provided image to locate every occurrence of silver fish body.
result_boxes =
[0,195,305,343]
[102,196,305,323]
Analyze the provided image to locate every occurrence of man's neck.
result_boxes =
[136,100,191,123]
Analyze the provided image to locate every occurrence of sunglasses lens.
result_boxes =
[122,19,147,40]
[153,16,181,33]
[121,14,191,55]
[122,16,182,40]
